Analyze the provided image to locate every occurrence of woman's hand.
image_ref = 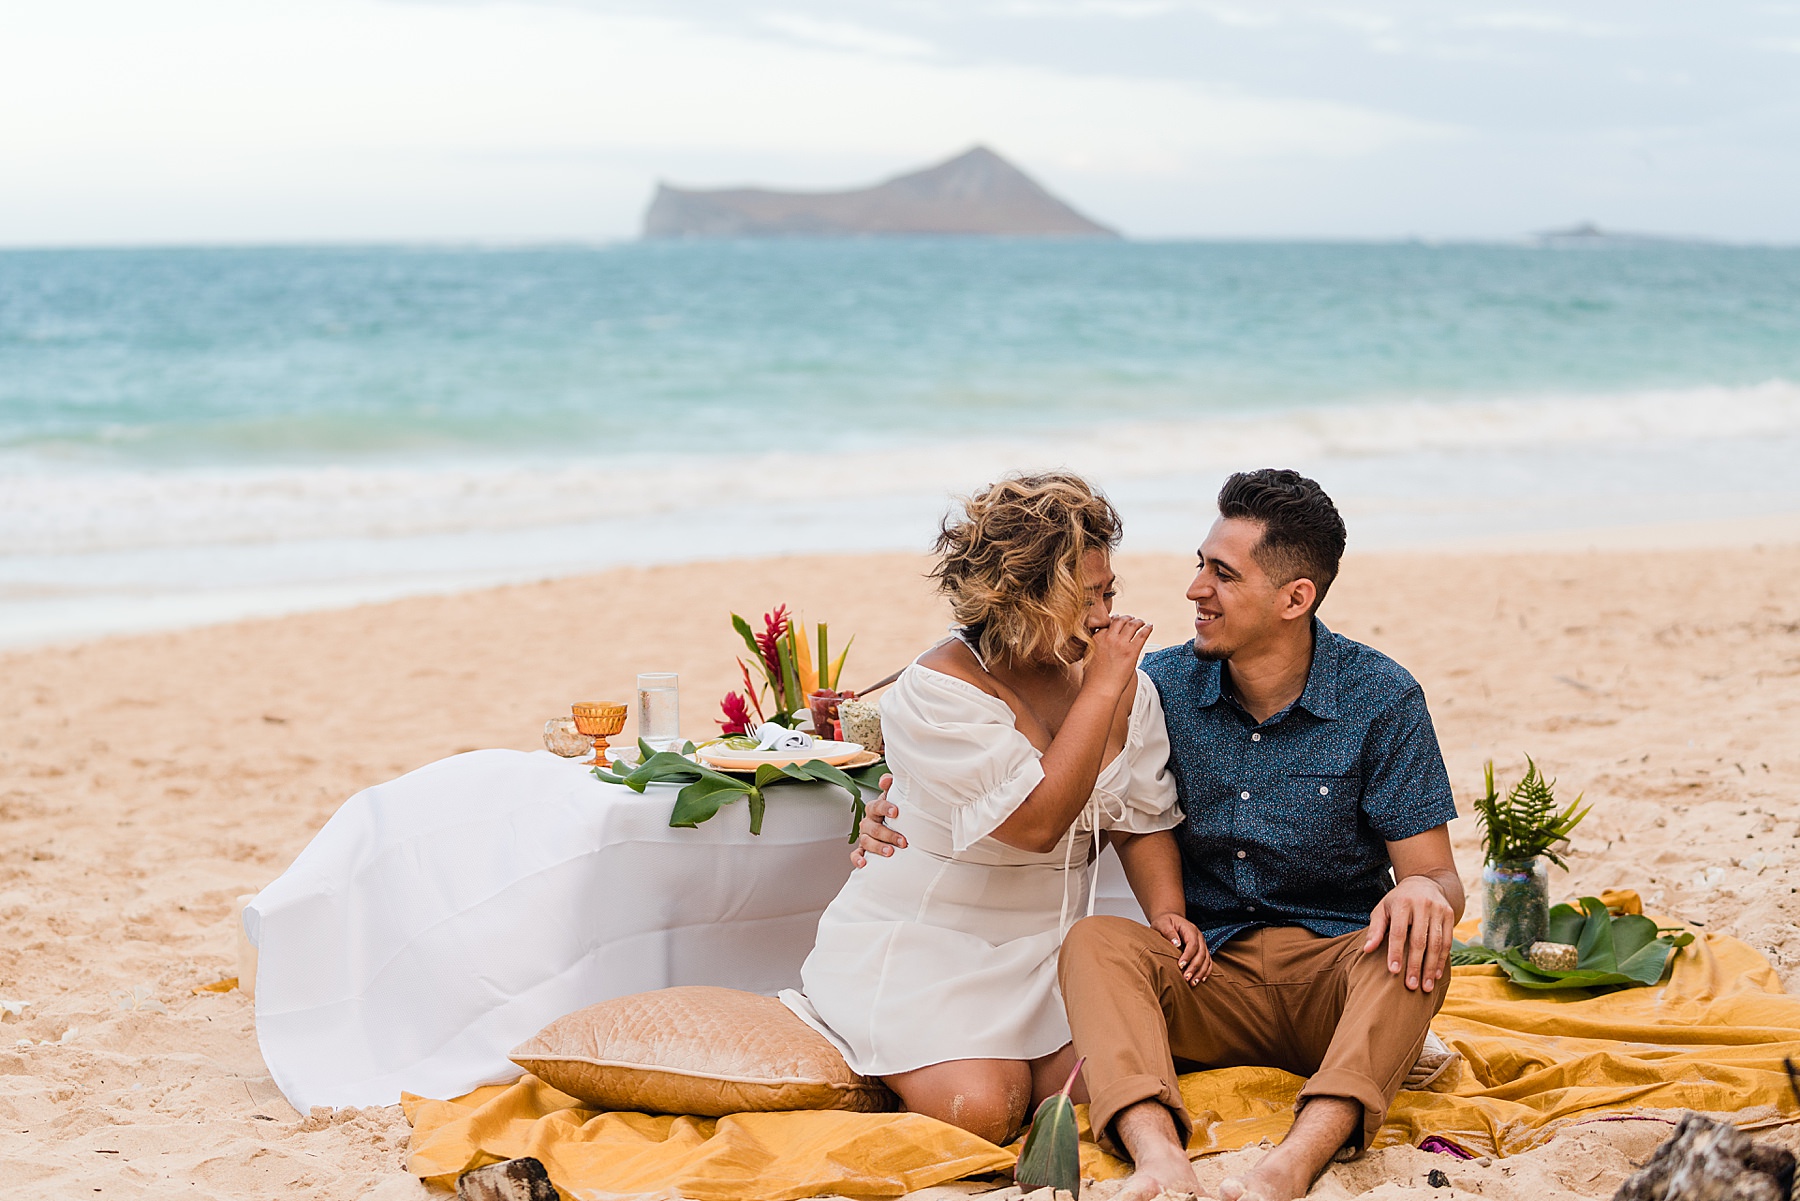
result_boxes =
[1149,910,1212,985]
[850,776,904,868]
[1085,614,1153,695]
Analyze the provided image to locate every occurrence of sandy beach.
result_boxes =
[4,537,1799,1199]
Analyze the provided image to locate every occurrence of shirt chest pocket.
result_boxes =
[1286,771,1365,860]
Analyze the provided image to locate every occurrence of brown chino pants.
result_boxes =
[1058,916,1447,1157]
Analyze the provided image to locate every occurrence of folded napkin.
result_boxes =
[752,724,815,752]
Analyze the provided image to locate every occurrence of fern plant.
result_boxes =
[1474,757,1591,868]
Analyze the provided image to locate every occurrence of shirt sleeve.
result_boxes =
[881,667,1046,853]
[1360,684,1459,842]
[1102,672,1183,835]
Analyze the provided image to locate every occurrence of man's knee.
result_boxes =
[1346,934,1447,995]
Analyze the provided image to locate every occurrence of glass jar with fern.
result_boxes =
[1474,758,1591,951]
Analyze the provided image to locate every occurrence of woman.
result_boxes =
[781,473,1208,1145]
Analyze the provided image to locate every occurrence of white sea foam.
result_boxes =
[3,381,1797,557]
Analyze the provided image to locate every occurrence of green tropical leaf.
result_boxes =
[668,775,755,828]
[1015,1058,1084,1197]
[592,743,885,840]
[731,613,763,661]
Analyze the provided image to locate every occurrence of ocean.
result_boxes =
[4,240,1799,644]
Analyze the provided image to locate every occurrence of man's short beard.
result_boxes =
[1192,642,1230,662]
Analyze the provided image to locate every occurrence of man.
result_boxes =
[857,469,1462,1201]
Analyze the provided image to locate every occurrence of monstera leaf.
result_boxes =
[1451,897,1694,990]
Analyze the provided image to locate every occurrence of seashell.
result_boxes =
[1528,941,1579,972]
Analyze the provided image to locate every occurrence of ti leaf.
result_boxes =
[668,774,756,829]
[1015,1058,1084,1197]
[591,742,889,843]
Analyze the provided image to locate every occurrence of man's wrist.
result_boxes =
[1398,873,1449,900]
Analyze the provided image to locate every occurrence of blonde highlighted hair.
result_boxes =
[930,472,1123,667]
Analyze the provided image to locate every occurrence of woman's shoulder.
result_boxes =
[892,652,1013,721]
[914,638,998,694]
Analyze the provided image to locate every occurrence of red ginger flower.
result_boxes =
[718,691,753,736]
[755,605,790,682]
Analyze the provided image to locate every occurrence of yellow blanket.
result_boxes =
[406,926,1800,1200]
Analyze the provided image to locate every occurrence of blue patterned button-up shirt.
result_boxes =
[1142,620,1457,950]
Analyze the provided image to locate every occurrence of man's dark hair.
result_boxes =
[1216,469,1346,612]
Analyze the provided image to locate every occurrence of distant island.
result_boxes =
[1530,222,1701,248]
[642,146,1117,239]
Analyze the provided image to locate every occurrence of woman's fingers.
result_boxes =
[1154,915,1209,985]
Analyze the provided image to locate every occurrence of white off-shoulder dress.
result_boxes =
[780,660,1182,1077]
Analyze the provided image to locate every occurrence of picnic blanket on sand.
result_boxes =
[405,921,1800,1200]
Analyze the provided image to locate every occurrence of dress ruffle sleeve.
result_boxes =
[882,666,1046,854]
[1092,671,1183,835]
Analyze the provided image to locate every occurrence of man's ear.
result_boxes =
[1280,577,1317,621]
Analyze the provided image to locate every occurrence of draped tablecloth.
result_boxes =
[246,747,1146,1113]
[244,749,873,1112]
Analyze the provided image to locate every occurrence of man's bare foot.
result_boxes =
[1113,1138,1205,1201]
[1215,1150,1315,1201]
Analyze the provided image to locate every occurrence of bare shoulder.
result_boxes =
[915,638,1001,698]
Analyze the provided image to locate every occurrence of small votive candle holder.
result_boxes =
[543,718,593,758]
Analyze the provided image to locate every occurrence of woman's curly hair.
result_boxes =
[931,473,1123,667]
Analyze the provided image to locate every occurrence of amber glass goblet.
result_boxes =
[570,701,628,768]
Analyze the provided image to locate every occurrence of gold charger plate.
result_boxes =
[697,740,877,772]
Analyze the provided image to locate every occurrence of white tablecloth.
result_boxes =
[244,748,1146,1112]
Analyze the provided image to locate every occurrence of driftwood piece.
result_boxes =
[457,1156,559,1201]
[1611,1113,1795,1201]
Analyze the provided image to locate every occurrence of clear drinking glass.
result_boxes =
[636,672,681,751]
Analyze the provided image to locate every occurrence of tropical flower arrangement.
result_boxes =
[718,605,853,735]
[591,604,882,842]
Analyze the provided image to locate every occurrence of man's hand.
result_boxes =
[849,775,905,869]
[1363,874,1455,992]
[1150,911,1212,985]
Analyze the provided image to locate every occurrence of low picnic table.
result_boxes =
[243,746,1148,1112]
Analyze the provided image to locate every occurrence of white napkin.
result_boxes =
[752,723,815,752]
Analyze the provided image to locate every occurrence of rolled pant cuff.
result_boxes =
[1296,1068,1390,1152]
[1088,1073,1193,1160]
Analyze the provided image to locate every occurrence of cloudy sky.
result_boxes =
[2,0,1796,244]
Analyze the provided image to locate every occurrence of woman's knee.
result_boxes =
[888,1061,1032,1145]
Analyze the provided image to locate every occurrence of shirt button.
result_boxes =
[1245,904,1257,912]
[1236,849,1247,859]
[1240,790,1251,800]
[1320,786,1330,796]
[1251,732,1262,742]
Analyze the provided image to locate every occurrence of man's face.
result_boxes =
[1186,517,1302,661]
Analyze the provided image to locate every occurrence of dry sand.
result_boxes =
[3,541,1798,1199]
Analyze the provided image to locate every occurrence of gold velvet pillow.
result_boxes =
[510,986,894,1116]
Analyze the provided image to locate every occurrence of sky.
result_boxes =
[1,0,1797,245]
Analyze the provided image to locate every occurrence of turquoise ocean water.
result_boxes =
[3,241,1799,642]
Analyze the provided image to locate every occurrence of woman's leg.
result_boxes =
[1029,1042,1089,1106]
[884,1058,1034,1145]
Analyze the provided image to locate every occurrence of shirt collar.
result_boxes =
[1294,618,1341,721]
[1190,617,1340,721]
